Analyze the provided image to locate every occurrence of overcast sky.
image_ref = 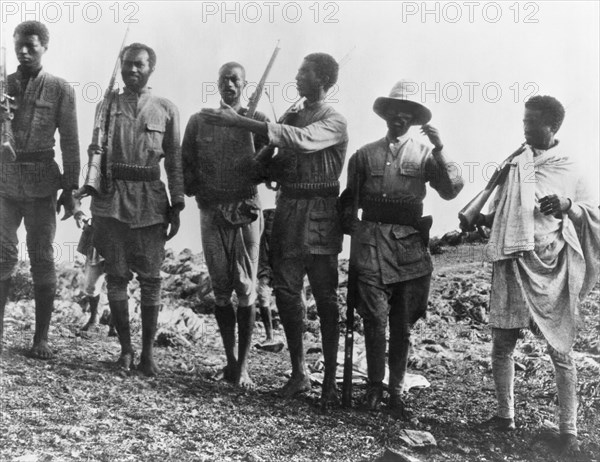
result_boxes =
[2,0,598,261]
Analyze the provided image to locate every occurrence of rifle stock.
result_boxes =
[0,46,16,162]
[458,142,527,229]
[80,27,130,196]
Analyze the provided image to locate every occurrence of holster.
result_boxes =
[415,215,433,247]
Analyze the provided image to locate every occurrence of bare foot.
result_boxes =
[278,375,311,398]
[237,368,255,390]
[30,340,54,359]
[116,351,135,370]
[137,356,160,377]
[320,383,340,410]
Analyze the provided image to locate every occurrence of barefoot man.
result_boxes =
[0,21,80,357]
[201,53,348,407]
[182,62,269,388]
[86,42,184,375]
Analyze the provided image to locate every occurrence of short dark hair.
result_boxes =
[303,53,339,91]
[218,62,246,80]
[121,42,157,70]
[525,95,565,133]
[14,21,50,47]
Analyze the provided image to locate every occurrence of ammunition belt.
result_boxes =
[280,181,340,199]
[112,163,161,182]
[14,149,55,163]
[198,185,258,206]
[361,195,423,226]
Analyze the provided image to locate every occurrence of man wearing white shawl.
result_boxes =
[475,95,599,455]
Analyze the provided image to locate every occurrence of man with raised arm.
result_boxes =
[0,21,80,358]
[201,53,348,408]
[340,80,463,413]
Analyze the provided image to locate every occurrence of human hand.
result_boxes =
[57,188,77,220]
[199,102,240,127]
[421,124,443,150]
[166,205,183,240]
[539,194,571,217]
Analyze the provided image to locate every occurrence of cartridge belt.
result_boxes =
[14,149,55,163]
[112,163,161,182]
[280,181,340,199]
[198,185,258,206]
[361,195,423,226]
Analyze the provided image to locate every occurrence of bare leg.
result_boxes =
[215,303,237,382]
[259,305,274,343]
[237,304,256,389]
[81,294,101,331]
[0,279,9,354]
[138,305,160,376]
[277,293,310,397]
[108,299,134,370]
[30,283,55,359]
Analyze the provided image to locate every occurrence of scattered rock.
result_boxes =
[397,429,437,448]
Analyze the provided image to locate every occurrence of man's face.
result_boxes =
[295,60,325,99]
[385,108,413,138]
[218,66,246,106]
[121,49,153,92]
[14,33,46,72]
[523,108,554,148]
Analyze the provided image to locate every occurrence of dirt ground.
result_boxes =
[1,243,599,462]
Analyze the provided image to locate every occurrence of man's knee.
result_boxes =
[106,275,129,301]
[492,328,519,358]
[139,277,162,306]
[274,287,304,324]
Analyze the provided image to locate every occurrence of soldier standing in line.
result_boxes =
[0,21,80,358]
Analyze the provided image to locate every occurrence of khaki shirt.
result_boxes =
[1,67,80,198]
[268,100,348,257]
[91,87,184,228]
[348,135,464,287]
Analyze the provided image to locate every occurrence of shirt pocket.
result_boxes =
[145,122,166,152]
[390,227,425,265]
[32,99,55,132]
[308,210,341,248]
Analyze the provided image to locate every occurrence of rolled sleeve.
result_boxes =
[425,149,464,200]
[267,113,347,154]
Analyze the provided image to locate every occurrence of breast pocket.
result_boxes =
[145,122,166,151]
[32,99,55,132]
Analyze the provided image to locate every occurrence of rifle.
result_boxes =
[342,170,361,408]
[0,45,16,162]
[79,27,130,197]
[458,142,527,230]
[246,40,281,119]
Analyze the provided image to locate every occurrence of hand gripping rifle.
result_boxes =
[0,46,16,162]
[79,27,130,197]
[342,170,361,408]
[246,40,281,119]
[458,142,527,230]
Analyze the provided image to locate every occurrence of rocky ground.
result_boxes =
[0,242,599,462]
